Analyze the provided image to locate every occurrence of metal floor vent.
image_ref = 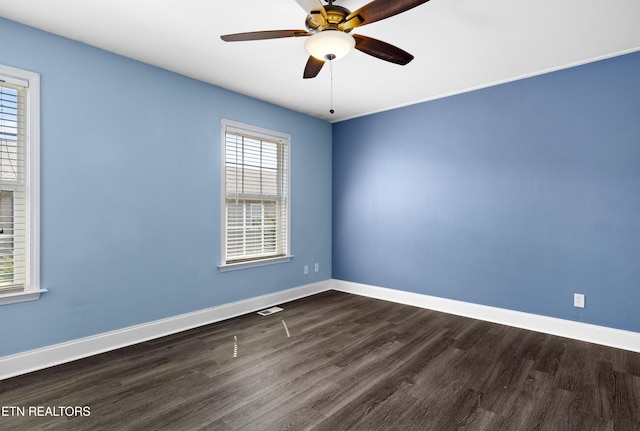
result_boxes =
[257,306,284,316]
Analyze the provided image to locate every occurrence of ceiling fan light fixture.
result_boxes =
[305,30,355,61]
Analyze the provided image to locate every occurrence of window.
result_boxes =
[0,64,42,305]
[220,120,290,270]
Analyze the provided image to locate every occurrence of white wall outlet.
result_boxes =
[314,263,319,272]
[574,293,585,308]
[304,265,309,275]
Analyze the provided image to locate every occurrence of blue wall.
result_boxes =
[0,18,332,356]
[333,52,640,333]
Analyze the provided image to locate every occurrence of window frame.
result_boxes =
[0,64,44,305]
[219,119,291,272]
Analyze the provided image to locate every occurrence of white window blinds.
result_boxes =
[222,121,290,266]
[0,79,27,293]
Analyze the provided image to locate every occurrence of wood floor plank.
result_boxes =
[497,369,556,430]
[1,290,640,430]
[218,365,340,430]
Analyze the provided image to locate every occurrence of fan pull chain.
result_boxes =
[329,57,335,115]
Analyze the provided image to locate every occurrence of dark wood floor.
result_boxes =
[1,290,639,430]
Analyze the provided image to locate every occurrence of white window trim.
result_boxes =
[0,64,45,305]
[218,119,292,272]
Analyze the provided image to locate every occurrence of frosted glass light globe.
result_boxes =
[305,30,355,61]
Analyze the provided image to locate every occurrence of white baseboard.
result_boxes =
[0,280,331,380]
[4,278,638,381]
[332,279,640,353]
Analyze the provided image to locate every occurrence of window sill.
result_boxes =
[218,255,293,272]
[0,288,48,306]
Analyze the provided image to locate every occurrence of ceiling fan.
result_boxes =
[221,0,431,79]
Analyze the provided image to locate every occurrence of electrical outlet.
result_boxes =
[304,265,309,275]
[314,263,319,272]
[574,293,585,308]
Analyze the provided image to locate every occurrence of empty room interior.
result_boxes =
[1,0,639,429]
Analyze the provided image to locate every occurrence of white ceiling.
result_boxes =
[1,0,639,122]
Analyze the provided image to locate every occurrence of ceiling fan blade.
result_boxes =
[340,0,431,31]
[294,0,328,27]
[221,30,311,42]
[354,35,414,65]
[294,0,327,16]
[303,56,325,79]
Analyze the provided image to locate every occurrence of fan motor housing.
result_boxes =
[305,5,352,32]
